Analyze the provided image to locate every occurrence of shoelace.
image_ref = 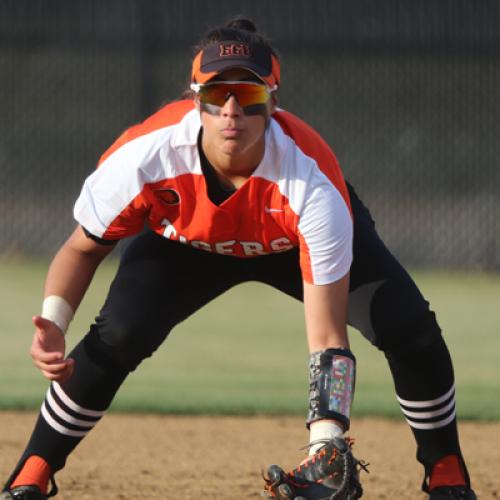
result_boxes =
[432,486,471,499]
[262,438,369,497]
[449,487,471,499]
[300,438,369,473]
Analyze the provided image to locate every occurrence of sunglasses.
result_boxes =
[190,81,276,115]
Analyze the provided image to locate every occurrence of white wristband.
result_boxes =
[41,295,75,335]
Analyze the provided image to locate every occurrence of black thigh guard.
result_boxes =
[86,231,246,372]
[347,183,442,354]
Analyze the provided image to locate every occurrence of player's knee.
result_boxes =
[85,316,170,372]
[350,278,442,355]
[378,308,442,357]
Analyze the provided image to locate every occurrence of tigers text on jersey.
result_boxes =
[74,100,353,285]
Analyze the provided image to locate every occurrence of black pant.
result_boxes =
[88,182,439,371]
[82,181,463,487]
[9,183,466,491]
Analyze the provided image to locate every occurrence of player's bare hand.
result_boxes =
[30,315,75,382]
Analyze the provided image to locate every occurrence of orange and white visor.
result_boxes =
[191,40,280,88]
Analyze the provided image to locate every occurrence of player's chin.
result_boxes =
[221,138,249,155]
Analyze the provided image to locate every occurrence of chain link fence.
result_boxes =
[1,0,499,269]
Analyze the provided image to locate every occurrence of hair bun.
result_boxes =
[226,17,257,33]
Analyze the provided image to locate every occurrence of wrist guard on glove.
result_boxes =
[263,437,367,500]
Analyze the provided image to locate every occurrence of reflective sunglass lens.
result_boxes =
[198,83,270,108]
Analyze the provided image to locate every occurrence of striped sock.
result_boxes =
[41,381,105,438]
[4,337,129,489]
[386,333,467,485]
[397,384,456,431]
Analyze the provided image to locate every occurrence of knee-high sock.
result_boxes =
[5,335,129,488]
[385,334,469,488]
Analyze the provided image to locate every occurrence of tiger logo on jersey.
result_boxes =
[155,188,180,206]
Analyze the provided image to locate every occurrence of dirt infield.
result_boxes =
[1,412,498,499]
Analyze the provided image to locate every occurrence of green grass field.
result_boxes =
[1,258,499,419]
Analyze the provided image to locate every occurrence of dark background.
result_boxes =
[1,0,498,269]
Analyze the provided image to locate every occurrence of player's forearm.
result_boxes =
[44,248,98,313]
[303,274,350,353]
[43,226,114,313]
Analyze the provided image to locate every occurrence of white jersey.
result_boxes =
[74,100,353,285]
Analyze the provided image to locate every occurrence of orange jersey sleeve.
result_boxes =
[74,100,352,285]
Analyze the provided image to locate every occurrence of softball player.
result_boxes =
[1,18,475,500]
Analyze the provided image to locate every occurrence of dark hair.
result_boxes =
[194,17,279,59]
[181,17,279,99]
